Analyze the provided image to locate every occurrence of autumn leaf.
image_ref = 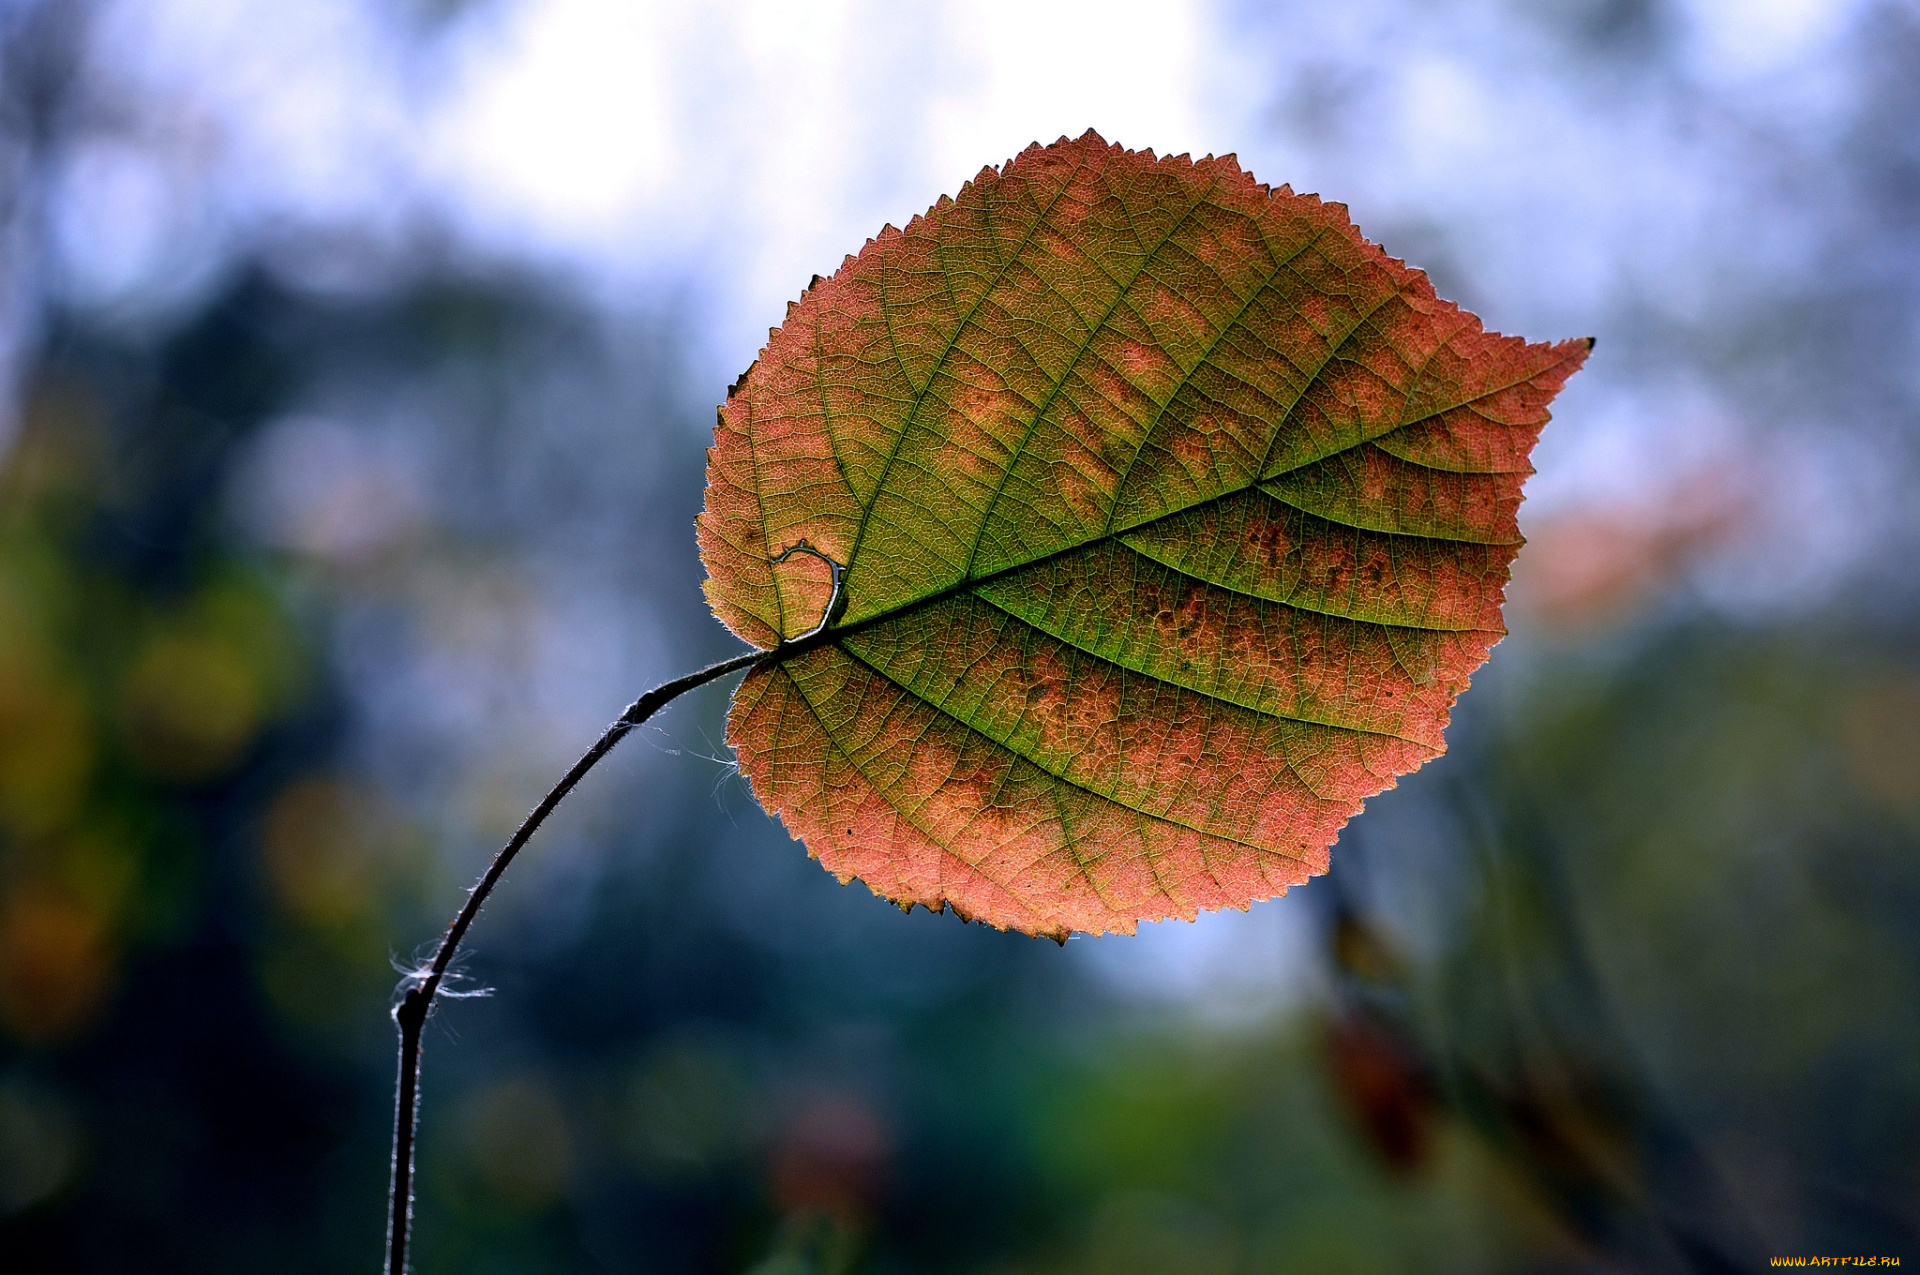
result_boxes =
[699,131,1588,940]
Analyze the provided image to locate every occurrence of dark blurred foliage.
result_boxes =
[1,1,1919,1273]
[1326,615,1920,1270]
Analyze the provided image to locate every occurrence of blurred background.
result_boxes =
[1,0,1918,1270]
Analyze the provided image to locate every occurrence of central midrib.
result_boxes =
[806,308,1562,651]
[790,383,1523,656]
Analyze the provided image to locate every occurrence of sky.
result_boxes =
[63,0,1869,369]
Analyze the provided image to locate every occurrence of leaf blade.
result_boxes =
[700,131,1588,936]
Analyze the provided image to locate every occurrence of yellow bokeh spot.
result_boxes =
[261,779,394,928]
[114,577,304,786]
[119,630,266,783]
[0,662,94,841]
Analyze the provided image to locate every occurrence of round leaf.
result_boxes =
[699,131,1588,939]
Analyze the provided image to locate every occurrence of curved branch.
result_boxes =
[384,549,848,1275]
[384,646,765,1274]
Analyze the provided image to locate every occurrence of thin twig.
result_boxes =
[383,648,762,1273]
[384,546,846,1275]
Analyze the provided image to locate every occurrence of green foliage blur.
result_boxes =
[3,1,1920,1272]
